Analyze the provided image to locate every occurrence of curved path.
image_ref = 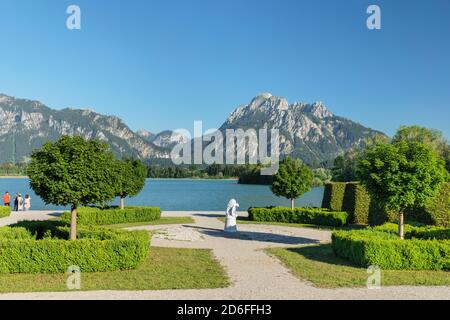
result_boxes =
[0,211,449,300]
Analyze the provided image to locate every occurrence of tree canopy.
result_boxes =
[357,140,447,238]
[27,136,117,239]
[271,157,313,209]
[114,158,147,208]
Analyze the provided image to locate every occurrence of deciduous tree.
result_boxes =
[27,136,117,240]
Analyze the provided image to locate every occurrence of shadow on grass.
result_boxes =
[189,225,321,245]
[283,244,359,268]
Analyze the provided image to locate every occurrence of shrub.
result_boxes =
[322,183,346,211]
[60,206,161,226]
[248,207,348,227]
[0,222,150,274]
[342,182,371,224]
[323,182,450,227]
[332,228,450,270]
[0,206,11,218]
[406,182,450,227]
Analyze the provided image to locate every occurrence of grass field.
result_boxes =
[0,246,228,293]
[267,244,450,288]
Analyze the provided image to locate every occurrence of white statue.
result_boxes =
[224,199,239,233]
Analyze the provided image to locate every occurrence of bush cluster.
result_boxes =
[0,221,150,274]
[0,206,11,218]
[332,225,450,270]
[60,206,161,225]
[323,182,450,227]
[248,207,348,227]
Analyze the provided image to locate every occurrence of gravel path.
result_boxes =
[0,211,449,300]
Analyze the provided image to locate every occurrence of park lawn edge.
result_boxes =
[265,244,450,289]
[0,246,229,293]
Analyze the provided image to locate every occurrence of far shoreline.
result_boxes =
[0,176,240,181]
[0,176,28,179]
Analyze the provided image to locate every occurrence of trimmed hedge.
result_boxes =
[372,223,450,241]
[323,182,450,227]
[322,183,346,211]
[332,227,450,270]
[0,206,11,218]
[342,183,371,224]
[61,206,161,225]
[0,222,150,274]
[406,182,450,227]
[248,207,349,227]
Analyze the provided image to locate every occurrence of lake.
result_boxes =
[0,178,324,211]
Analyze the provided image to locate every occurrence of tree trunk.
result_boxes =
[120,194,125,210]
[398,209,404,240]
[70,205,77,241]
[291,198,295,210]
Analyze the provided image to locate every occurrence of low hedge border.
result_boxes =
[248,207,349,227]
[0,206,11,218]
[0,221,150,274]
[61,206,161,226]
[332,226,450,270]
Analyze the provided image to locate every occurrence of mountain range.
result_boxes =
[0,93,384,165]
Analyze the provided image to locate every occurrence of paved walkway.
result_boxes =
[0,211,449,300]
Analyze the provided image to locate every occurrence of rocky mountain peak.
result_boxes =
[221,93,384,164]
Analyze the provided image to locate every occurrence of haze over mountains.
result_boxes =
[0,93,384,165]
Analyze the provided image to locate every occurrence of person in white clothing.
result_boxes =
[24,194,31,211]
[224,199,239,233]
[17,194,24,211]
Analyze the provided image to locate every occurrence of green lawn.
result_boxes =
[267,244,450,288]
[0,246,229,293]
[102,216,194,229]
[217,217,365,231]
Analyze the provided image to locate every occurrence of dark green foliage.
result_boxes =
[114,158,147,198]
[238,165,273,185]
[323,181,450,227]
[248,207,349,227]
[331,149,359,182]
[271,157,314,208]
[60,206,161,225]
[331,228,450,270]
[342,183,371,224]
[0,222,150,274]
[321,182,346,211]
[406,182,450,227]
[27,136,117,208]
[367,202,398,226]
[0,206,10,218]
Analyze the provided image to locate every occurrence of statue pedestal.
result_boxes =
[224,215,237,233]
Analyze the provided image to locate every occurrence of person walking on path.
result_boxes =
[24,194,31,211]
[2,192,10,207]
[13,194,19,211]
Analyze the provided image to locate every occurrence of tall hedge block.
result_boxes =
[323,182,449,227]
[342,183,371,224]
[321,182,346,211]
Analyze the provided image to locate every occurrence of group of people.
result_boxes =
[2,192,31,211]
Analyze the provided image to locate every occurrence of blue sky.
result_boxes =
[0,0,449,138]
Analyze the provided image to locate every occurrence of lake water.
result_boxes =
[0,178,324,211]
